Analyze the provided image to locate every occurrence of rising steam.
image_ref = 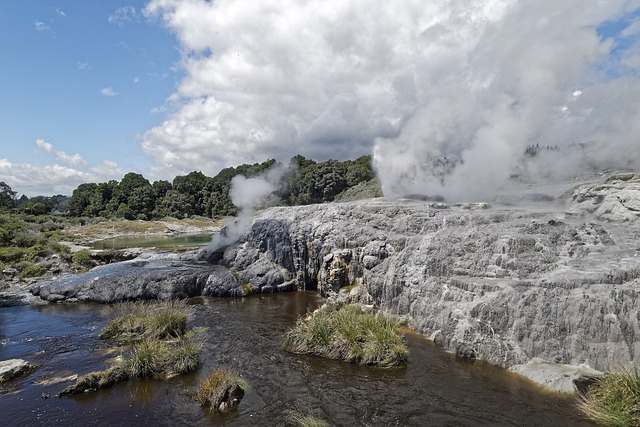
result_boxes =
[374,1,640,202]
[203,164,286,256]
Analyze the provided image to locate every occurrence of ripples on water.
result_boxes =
[0,293,594,426]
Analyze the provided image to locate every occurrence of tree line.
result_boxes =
[0,155,377,220]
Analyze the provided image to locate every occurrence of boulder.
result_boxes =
[0,359,35,382]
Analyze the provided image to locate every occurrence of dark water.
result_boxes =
[89,233,212,250]
[0,293,594,426]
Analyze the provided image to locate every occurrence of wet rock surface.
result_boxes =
[226,173,640,388]
[0,359,36,383]
[9,173,640,392]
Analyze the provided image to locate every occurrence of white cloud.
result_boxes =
[108,6,139,26]
[77,62,90,71]
[140,0,640,198]
[34,20,50,32]
[0,141,124,197]
[100,87,117,97]
[36,139,87,167]
[55,8,67,18]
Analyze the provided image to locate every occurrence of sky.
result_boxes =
[1,1,640,200]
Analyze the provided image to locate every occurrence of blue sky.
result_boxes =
[1,1,640,199]
[1,1,179,195]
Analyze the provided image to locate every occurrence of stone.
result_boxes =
[0,359,35,382]
[509,358,603,393]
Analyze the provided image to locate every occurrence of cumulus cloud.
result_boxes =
[0,141,124,197]
[142,0,640,200]
[100,87,117,97]
[36,139,87,167]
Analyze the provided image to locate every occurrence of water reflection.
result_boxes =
[0,293,593,426]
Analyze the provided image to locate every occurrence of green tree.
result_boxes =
[172,171,210,216]
[67,183,99,216]
[0,182,17,210]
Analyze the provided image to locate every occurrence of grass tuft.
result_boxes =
[100,300,192,341]
[579,368,640,427]
[284,407,331,427]
[195,366,248,412]
[122,337,203,378]
[283,303,409,368]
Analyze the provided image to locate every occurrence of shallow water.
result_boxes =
[0,293,593,426]
[89,233,212,250]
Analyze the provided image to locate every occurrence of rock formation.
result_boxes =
[0,359,35,383]
[13,173,640,391]
[226,173,640,380]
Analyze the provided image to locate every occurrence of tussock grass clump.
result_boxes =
[60,300,203,396]
[100,300,192,341]
[122,337,203,378]
[283,303,409,368]
[285,408,331,427]
[195,366,248,412]
[579,369,640,427]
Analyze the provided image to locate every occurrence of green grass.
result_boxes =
[579,368,640,426]
[122,337,203,378]
[61,300,204,396]
[195,366,248,411]
[283,303,409,368]
[100,300,192,341]
[101,301,202,378]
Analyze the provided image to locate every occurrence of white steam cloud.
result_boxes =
[204,165,286,255]
[144,0,640,202]
[374,1,640,201]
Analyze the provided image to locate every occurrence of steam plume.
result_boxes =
[204,164,286,255]
[374,1,640,202]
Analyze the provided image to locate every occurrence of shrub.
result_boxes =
[283,303,409,367]
[72,249,93,267]
[579,368,640,427]
[18,264,47,278]
[196,366,248,412]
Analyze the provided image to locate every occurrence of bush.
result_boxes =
[579,368,640,427]
[72,249,93,267]
[18,264,47,278]
[283,303,409,367]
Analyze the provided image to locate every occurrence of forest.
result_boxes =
[0,155,380,220]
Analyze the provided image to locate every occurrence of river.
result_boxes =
[0,292,593,426]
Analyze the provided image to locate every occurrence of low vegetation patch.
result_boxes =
[100,300,191,341]
[60,300,203,396]
[579,368,640,427]
[284,408,331,427]
[195,366,248,412]
[122,337,202,378]
[283,303,409,368]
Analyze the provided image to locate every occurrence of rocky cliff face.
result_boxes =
[18,173,640,385]
[226,173,640,376]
